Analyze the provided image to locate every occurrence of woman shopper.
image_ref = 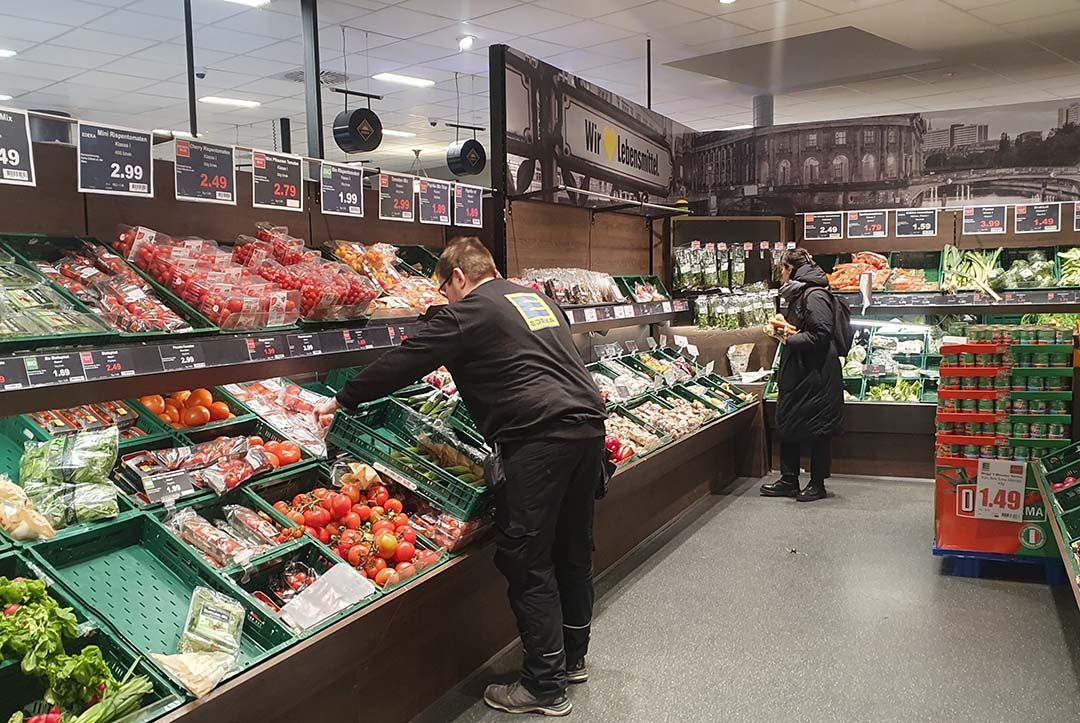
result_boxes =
[760,248,843,502]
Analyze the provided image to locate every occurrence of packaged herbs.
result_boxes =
[178,587,245,658]
[18,428,119,529]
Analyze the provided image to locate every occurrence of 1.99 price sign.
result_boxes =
[252,149,303,212]
[379,172,414,222]
[77,122,153,197]
[418,179,451,225]
[175,139,236,205]
[454,183,483,228]
[0,106,35,187]
[320,162,364,218]
[963,205,1006,235]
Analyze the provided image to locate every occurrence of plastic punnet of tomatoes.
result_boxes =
[232,235,273,267]
[162,500,301,569]
[139,388,242,432]
[221,379,330,457]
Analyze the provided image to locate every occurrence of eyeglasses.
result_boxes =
[437,275,452,297]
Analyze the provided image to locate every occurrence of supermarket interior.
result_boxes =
[4,0,1080,721]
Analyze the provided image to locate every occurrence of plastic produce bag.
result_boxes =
[151,652,235,698]
[167,508,265,568]
[278,563,376,633]
[19,428,119,529]
[0,476,55,540]
[728,343,754,376]
[178,587,245,657]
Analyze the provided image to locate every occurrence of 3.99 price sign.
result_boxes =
[77,122,153,197]
[802,212,843,240]
[175,139,236,205]
[320,162,364,218]
[252,149,303,212]
[0,106,35,187]
[963,205,1006,235]
[418,179,451,225]
[379,172,414,222]
[454,183,483,228]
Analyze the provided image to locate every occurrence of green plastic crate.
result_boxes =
[323,366,362,393]
[606,404,672,457]
[655,385,721,419]
[886,251,942,292]
[614,274,670,303]
[12,400,176,453]
[154,386,257,436]
[326,400,490,521]
[1055,246,1080,287]
[29,514,294,676]
[396,245,440,277]
[998,246,1058,289]
[174,416,319,469]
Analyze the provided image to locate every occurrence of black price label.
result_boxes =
[252,150,303,212]
[379,172,414,222]
[158,343,206,371]
[175,139,236,205]
[0,106,35,187]
[143,470,196,505]
[0,357,30,390]
[846,210,887,239]
[320,162,364,217]
[25,353,85,386]
[454,183,483,228]
[1015,202,1060,234]
[962,205,1006,235]
[287,333,322,356]
[80,349,135,380]
[246,334,288,361]
[895,208,937,237]
[803,212,843,240]
[418,179,451,225]
[77,122,152,197]
[1074,202,1080,233]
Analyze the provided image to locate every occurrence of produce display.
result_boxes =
[827,251,890,291]
[0,477,55,541]
[628,279,667,303]
[19,428,119,530]
[520,268,627,305]
[0,253,107,341]
[114,226,300,330]
[605,413,661,454]
[695,289,773,330]
[1058,248,1080,286]
[629,399,711,437]
[673,244,725,291]
[635,353,693,382]
[942,245,1001,296]
[27,401,143,441]
[331,241,445,315]
[885,267,937,292]
[165,504,301,569]
[138,389,236,431]
[865,378,922,402]
[220,379,330,457]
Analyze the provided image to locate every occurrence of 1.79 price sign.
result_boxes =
[252,149,303,212]
[846,210,887,239]
[379,172,414,222]
[418,179,451,225]
[175,139,236,205]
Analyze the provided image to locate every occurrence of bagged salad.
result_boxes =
[19,428,119,529]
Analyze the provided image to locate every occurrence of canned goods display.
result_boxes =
[1001,328,1015,344]
[1030,399,1048,415]
[1056,328,1069,344]
[1031,353,1050,368]
[1017,328,1034,344]
[1037,328,1057,344]
[1050,400,1068,414]
[941,376,960,390]
[975,353,991,367]
[996,421,1012,436]
[960,399,978,412]
[997,445,1013,459]
[995,373,1011,389]
[977,377,995,390]
[1017,352,1034,367]
[941,398,958,412]
[1030,422,1046,438]
[947,444,962,457]
[1011,377,1027,391]
[1051,353,1070,368]
[963,445,979,459]
[979,445,996,458]
[976,399,995,413]
[961,377,978,390]
[963,422,982,436]
[1015,446,1031,461]
[1012,398,1028,414]
[1027,376,1045,391]
[936,421,954,433]
[1047,376,1069,391]
[1013,421,1030,438]
[996,399,1011,414]
[943,354,959,367]
[1031,447,1047,459]
[1049,423,1064,439]
[960,353,976,367]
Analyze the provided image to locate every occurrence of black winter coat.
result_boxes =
[776,264,844,441]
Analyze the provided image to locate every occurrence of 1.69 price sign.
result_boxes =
[252,149,303,212]
[175,139,236,205]
[418,179,451,225]
[379,172,414,222]
[0,106,35,187]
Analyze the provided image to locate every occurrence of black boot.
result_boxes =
[797,479,827,502]
[760,477,799,497]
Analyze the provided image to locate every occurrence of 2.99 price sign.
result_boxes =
[0,106,35,187]
[802,212,844,240]
[418,179,451,225]
[846,210,887,239]
[379,172,414,222]
[320,162,364,218]
[1015,202,1060,234]
[963,205,1006,235]
[252,149,303,212]
[454,183,483,228]
[175,139,236,205]
[77,122,153,197]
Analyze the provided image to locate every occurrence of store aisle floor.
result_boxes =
[414,476,1080,723]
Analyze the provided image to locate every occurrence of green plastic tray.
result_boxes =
[152,386,257,436]
[886,250,942,292]
[606,405,672,457]
[323,366,362,393]
[614,274,670,303]
[173,416,320,471]
[29,514,294,675]
[396,245,441,277]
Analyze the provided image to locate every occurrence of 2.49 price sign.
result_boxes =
[175,139,236,205]
[252,149,303,212]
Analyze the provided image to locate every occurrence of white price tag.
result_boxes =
[974,459,1026,523]
[705,360,715,374]
[584,307,598,323]
[658,335,666,348]
[613,306,626,319]
[662,301,673,313]
[673,335,689,348]
[687,344,700,358]
[623,305,636,318]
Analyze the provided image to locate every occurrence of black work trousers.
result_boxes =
[493,435,605,699]
[780,435,833,482]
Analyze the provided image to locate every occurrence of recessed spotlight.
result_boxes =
[372,72,435,88]
[223,0,271,6]
[0,94,11,101]
[154,128,195,138]
[458,35,475,51]
[0,49,17,59]
[382,129,417,138]
[718,0,736,4]
[198,96,261,108]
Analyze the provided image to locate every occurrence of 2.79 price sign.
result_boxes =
[252,149,303,212]
[379,172,414,222]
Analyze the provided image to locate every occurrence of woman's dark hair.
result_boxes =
[782,248,814,271]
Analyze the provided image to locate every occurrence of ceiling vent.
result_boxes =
[274,68,351,86]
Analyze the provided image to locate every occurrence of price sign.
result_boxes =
[0,357,29,390]
[143,470,196,506]
[320,162,363,217]
[252,149,303,212]
[379,172,414,221]
[77,122,153,197]
[583,307,598,323]
[454,183,483,228]
[686,344,700,358]
[174,139,235,204]
[895,208,937,237]
[846,209,887,239]
[662,301,673,313]
[80,349,135,380]
[705,360,715,374]
[0,106,35,186]
[246,334,288,361]
[1015,202,1060,234]
[288,333,322,357]
[1074,202,1080,232]
[673,334,689,348]
[974,459,1026,522]
[962,205,1006,235]
[803,212,843,240]
[625,340,639,353]
[158,343,206,371]
[418,178,452,225]
[25,353,85,386]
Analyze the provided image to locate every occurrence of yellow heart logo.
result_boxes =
[602,127,617,160]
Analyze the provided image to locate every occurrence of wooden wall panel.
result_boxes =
[2,143,84,236]
[588,212,650,275]
[504,200,590,276]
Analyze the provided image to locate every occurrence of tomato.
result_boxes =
[330,493,352,520]
[339,529,362,547]
[304,507,331,528]
[342,512,362,530]
[303,525,319,539]
[374,568,399,588]
[352,504,371,522]
[394,541,415,563]
[348,544,366,567]
[272,501,289,514]
[278,443,302,465]
[170,390,192,406]
[363,557,386,578]
[264,440,281,456]
[287,511,305,526]
[399,526,416,544]
[375,531,398,560]
[318,527,331,544]
[312,487,331,500]
[415,549,440,570]
[395,562,416,580]
[208,401,231,421]
[140,395,165,414]
[371,520,395,536]
[336,544,350,560]
[326,522,342,538]
[248,436,265,447]
[188,388,214,409]
[393,514,409,530]
[341,483,360,504]
[384,498,404,514]
[264,452,280,469]
[161,407,180,425]
[372,486,390,507]
[292,493,311,507]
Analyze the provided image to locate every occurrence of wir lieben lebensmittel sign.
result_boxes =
[561,97,672,194]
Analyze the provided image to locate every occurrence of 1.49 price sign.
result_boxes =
[379,172,414,222]
[1015,202,1060,234]
[175,139,236,205]
[320,162,364,218]
[0,106,35,187]
[418,179,451,225]
[454,183,483,228]
[252,149,303,212]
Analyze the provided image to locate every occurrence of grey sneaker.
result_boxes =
[566,658,588,684]
[483,682,572,717]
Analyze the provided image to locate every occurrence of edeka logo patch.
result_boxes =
[505,293,560,331]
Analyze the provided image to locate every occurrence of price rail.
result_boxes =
[837,289,1080,314]
[564,299,690,329]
